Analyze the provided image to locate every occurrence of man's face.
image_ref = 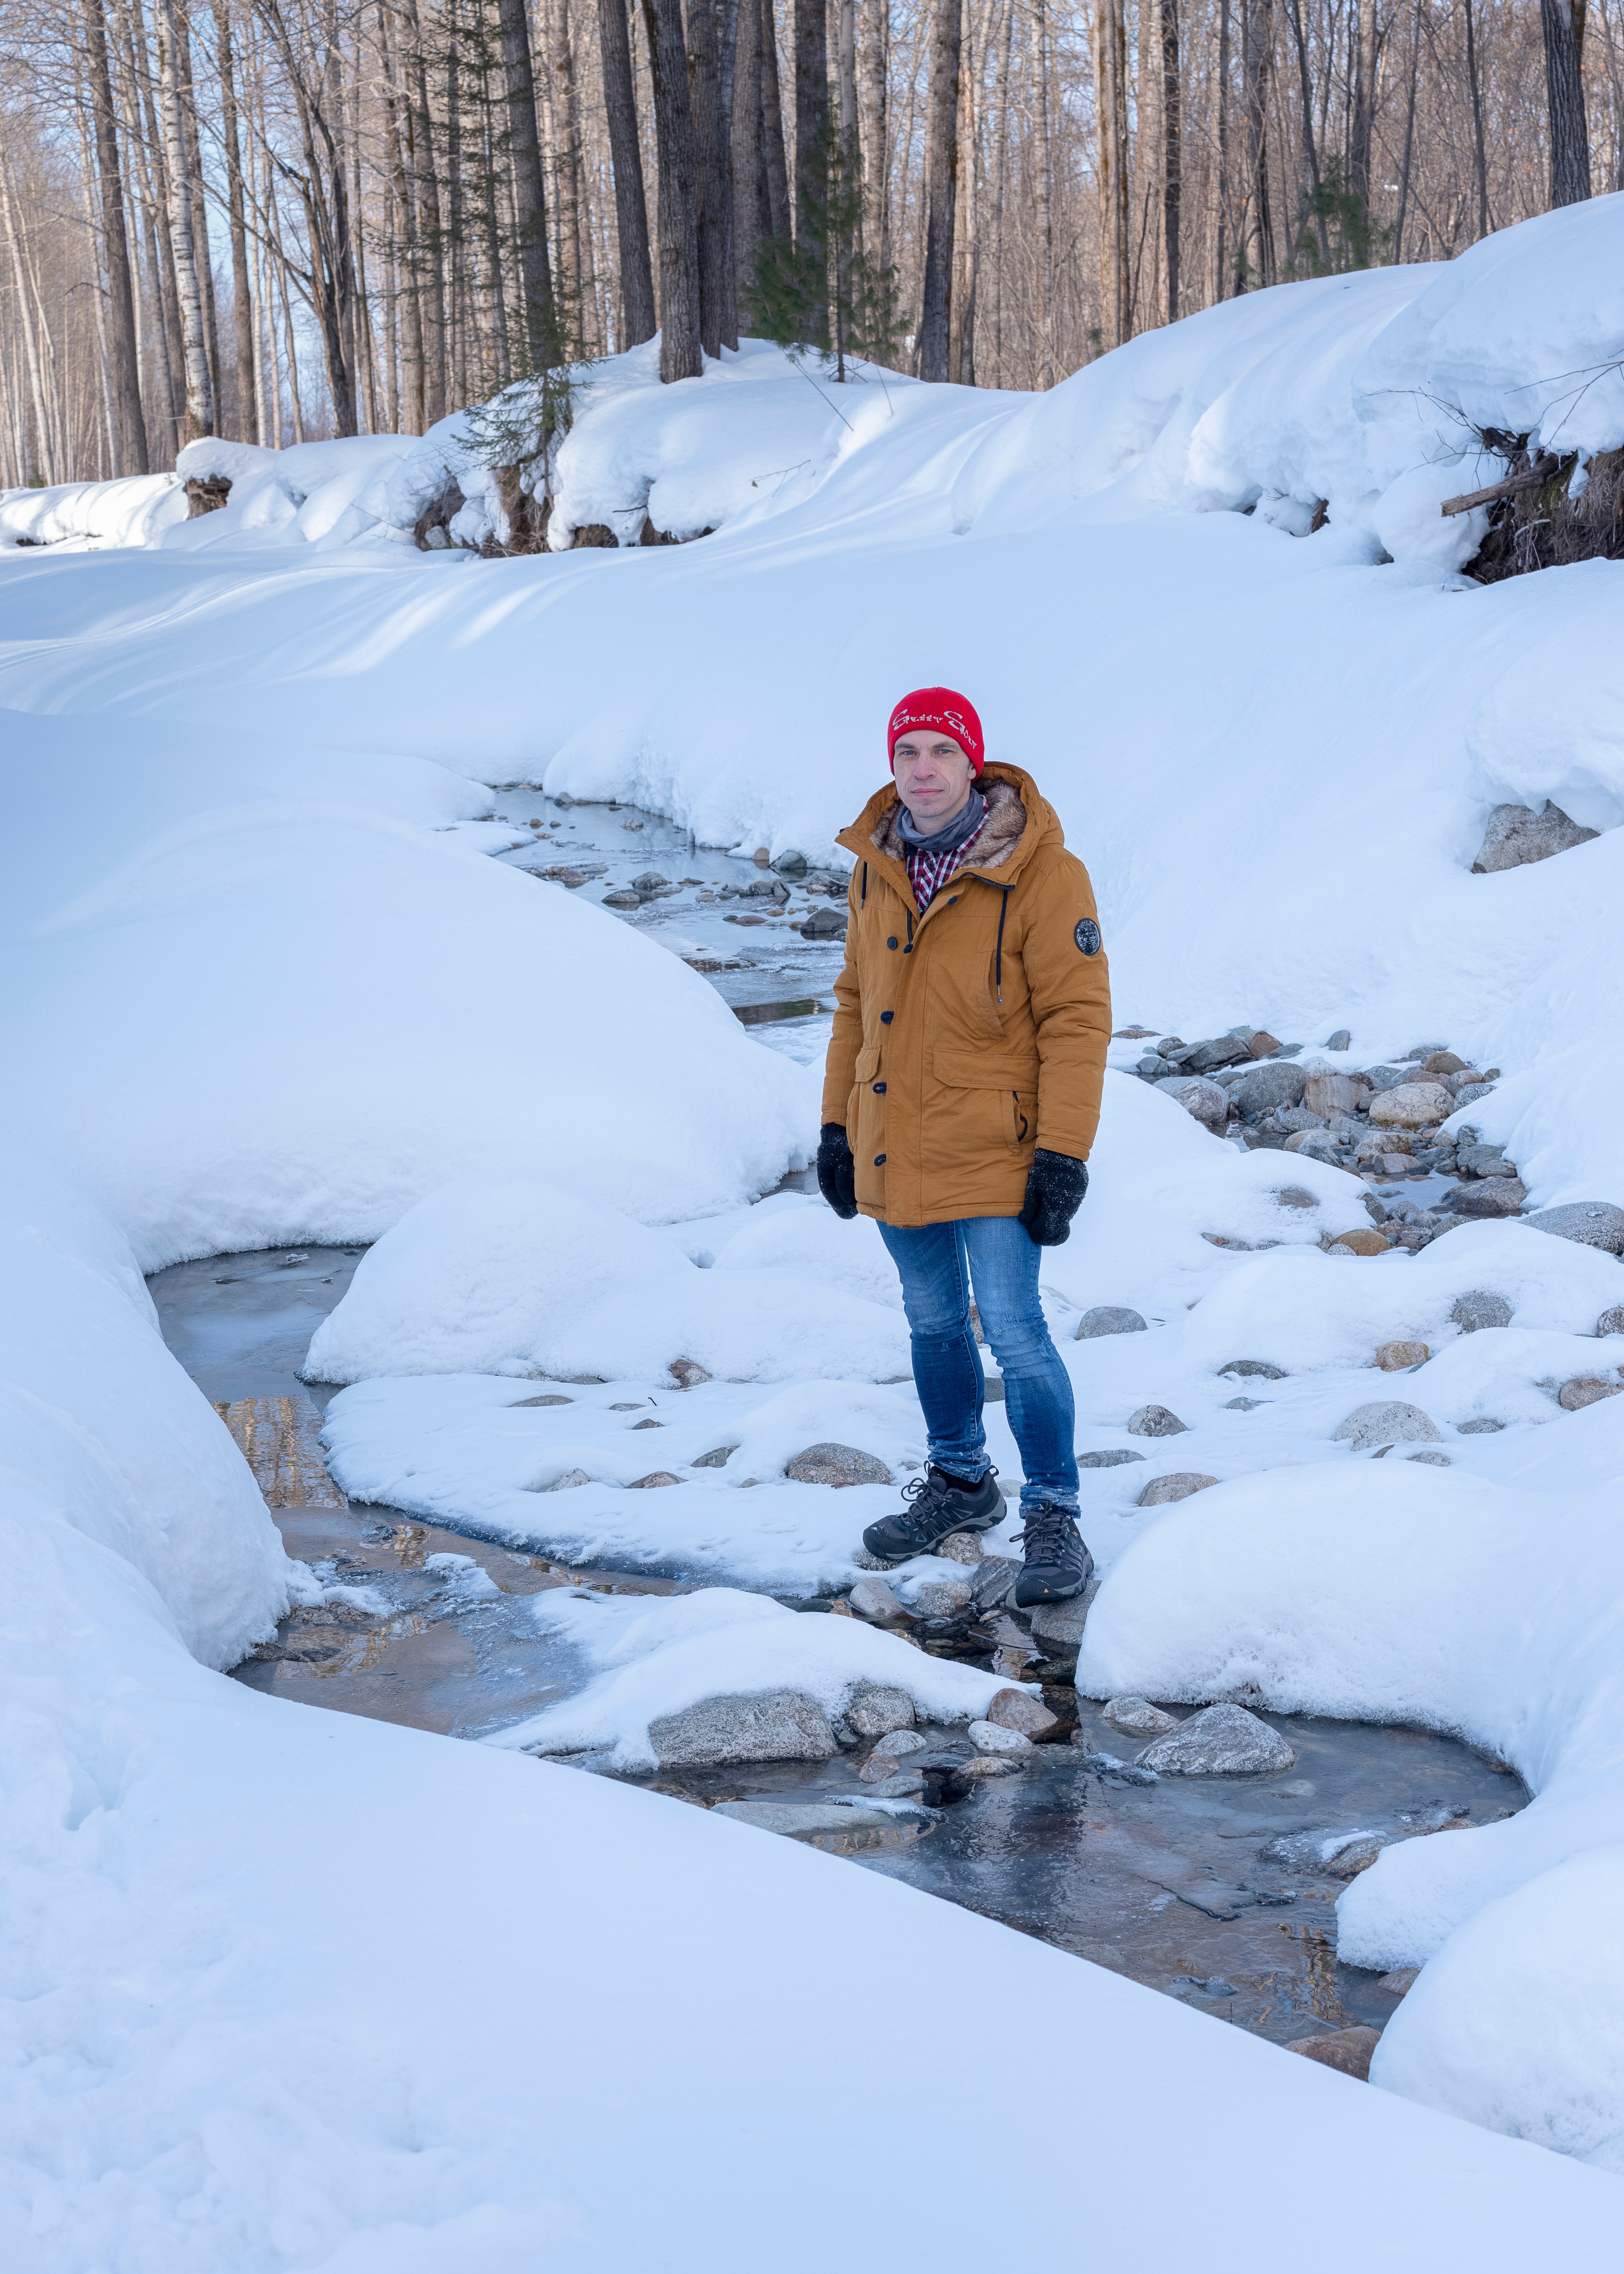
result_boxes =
[893,733,976,827]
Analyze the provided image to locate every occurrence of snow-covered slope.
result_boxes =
[5,195,1624,2258]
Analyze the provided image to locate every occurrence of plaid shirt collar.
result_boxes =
[905,814,987,911]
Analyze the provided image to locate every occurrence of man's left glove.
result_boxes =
[816,1123,858,1219]
[1018,1149,1089,1245]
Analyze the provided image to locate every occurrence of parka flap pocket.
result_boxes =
[855,1046,881,1082]
[930,1050,1039,1091]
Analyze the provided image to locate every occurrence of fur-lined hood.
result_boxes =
[836,763,1062,902]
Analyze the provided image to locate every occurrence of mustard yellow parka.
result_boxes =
[820,764,1113,1227]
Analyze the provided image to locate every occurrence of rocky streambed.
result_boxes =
[154,1239,1529,2083]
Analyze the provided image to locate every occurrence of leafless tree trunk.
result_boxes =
[1216,0,1232,294]
[157,0,213,437]
[690,0,733,354]
[793,0,829,338]
[1094,0,1131,344]
[83,0,148,469]
[730,0,762,311]
[1161,0,1181,320]
[917,0,960,376]
[948,0,975,381]
[1463,0,1490,237]
[1033,0,1054,377]
[1393,0,1424,256]
[496,0,560,362]
[213,0,257,440]
[1240,0,1275,287]
[859,0,889,265]
[759,0,791,240]
[1542,0,1593,205]
[641,0,703,376]
[599,0,657,343]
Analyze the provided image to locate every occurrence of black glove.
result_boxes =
[1018,1149,1089,1245]
[816,1123,858,1219]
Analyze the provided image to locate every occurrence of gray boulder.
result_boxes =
[1323,1028,1353,1052]
[1230,1061,1309,1118]
[691,1444,738,1468]
[1457,1143,1512,1178]
[1407,1449,1452,1466]
[848,1576,906,1622]
[1075,1305,1149,1339]
[1368,1081,1453,1131]
[843,1681,917,1737]
[936,1529,986,1565]
[1333,1400,1443,1452]
[1177,1034,1251,1073]
[986,1686,1060,1736]
[1447,1179,1528,1219]
[1155,1075,1230,1134]
[1558,1378,1624,1412]
[1103,1694,1178,1738]
[1137,1702,1296,1775]
[651,1689,839,1766]
[911,1578,973,1619]
[1451,1290,1513,1332]
[1078,1447,1147,1468]
[1472,800,1600,873]
[969,1555,1023,1614]
[1302,1071,1370,1118]
[1220,1359,1287,1379]
[1127,1405,1188,1437]
[1597,1307,1624,1338]
[1456,1417,1505,1434]
[871,1726,928,1757]
[1524,1203,1624,1255]
[785,1441,893,1486]
[1137,1472,1218,1507]
[1453,1082,1498,1111]
[1029,1595,1092,1655]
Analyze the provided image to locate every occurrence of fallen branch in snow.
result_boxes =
[1440,455,1560,516]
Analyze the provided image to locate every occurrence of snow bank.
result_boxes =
[1078,1439,1624,2172]
[303,1172,908,1387]
[0,1137,286,1666]
[0,710,808,1267]
[491,1583,1007,1765]
[0,470,184,550]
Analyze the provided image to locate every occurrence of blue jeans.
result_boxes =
[877,1216,1079,1516]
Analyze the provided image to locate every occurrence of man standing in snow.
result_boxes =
[817,688,1111,1605]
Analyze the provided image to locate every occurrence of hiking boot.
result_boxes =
[1011,1503,1093,1607]
[862,1466,1005,1563]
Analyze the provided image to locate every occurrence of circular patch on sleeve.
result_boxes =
[1074,917,1102,956]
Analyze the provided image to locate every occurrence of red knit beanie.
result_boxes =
[888,687,985,775]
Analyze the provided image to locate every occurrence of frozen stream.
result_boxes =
[146,792,1528,2051]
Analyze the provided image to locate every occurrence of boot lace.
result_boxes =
[1013,1502,1077,1563]
[896,1465,994,1534]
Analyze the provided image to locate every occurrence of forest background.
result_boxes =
[0,0,1615,487]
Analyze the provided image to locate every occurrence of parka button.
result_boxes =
[873,1082,886,1093]
[880,1011,893,1024]
[887,936,898,949]
[874,1154,886,1166]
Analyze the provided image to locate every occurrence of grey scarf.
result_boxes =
[896,787,987,857]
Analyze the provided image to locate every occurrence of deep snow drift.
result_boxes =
[5,192,1624,2261]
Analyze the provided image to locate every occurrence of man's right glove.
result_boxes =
[816,1123,858,1218]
